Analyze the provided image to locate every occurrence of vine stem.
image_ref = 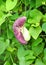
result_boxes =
[6,18,10,39]
[10,54,14,63]
[0,26,1,36]
[40,35,46,36]
[25,0,26,12]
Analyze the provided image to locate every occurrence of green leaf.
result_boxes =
[0,12,11,26]
[36,0,42,8]
[42,23,46,33]
[32,38,43,47]
[30,0,36,9]
[43,48,46,65]
[25,54,35,60]
[32,43,44,56]
[29,26,42,39]
[17,46,35,65]
[0,0,6,11]
[44,48,46,56]
[43,14,46,22]
[42,0,46,5]
[0,38,9,55]
[7,29,13,39]
[0,41,5,55]
[25,50,36,60]
[19,57,26,65]
[24,23,30,28]
[25,50,36,65]
[6,0,17,11]
[17,46,26,65]
[28,9,43,24]
[21,0,30,6]
[30,9,43,18]
[0,11,4,18]
[26,60,34,65]
[9,13,19,21]
[35,59,44,65]
[31,23,40,27]
[4,61,10,65]
[17,45,25,60]
[22,10,30,17]
[28,18,40,24]
[7,46,16,52]
[13,63,16,65]
[36,0,46,8]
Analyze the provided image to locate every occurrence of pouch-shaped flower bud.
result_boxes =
[13,16,30,44]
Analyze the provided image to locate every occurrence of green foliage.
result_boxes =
[42,23,46,33]
[0,12,11,26]
[28,9,43,24]
[0,0,6,11]
[0,0,46,65]
[31,37,43,46]
[43,48,46,65]
[32,43,44,56]
[35,59,44,65]
[4,61,10,65]
[17,45,36,65]
[0,37,9,55]
[43,14,46,22]
[36,0,43,8]
[13,63,16,65]
[21,0,30,6]
[29,26,42,39]
[6,0,17,11]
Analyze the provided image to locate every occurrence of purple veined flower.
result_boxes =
[13,16,30,44]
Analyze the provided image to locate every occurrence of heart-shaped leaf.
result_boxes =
[29,26,42,39]
[6,0,17,11]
